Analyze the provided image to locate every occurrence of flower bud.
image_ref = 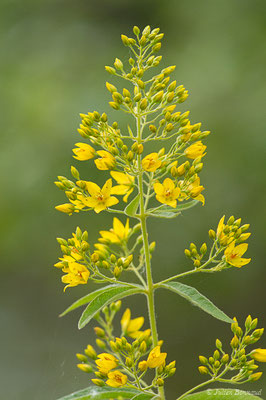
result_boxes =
[77,363,93,373]
[94,327,105,338]
[96,339,106,349]
[249,372,263,381]
[85,345,97,360]
[105,66,116,75]
[76,353,87,362]
[231,335,239,349]
[121,34,129,46]
[199,356,208,365]
[156,378,164,386]
[153,90,164,102]
[140,98,148,110]
[91,379,105,386]
[133,26,140,35]
[138,360,147,371]
[106,82,117,93]
[221,354,229,364]
[198,366,209,375]
[125,357,133,367]
[114,58,123,70]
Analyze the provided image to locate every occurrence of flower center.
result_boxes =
[114,374,122,383]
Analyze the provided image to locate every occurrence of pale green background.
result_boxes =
[1,0,266,399]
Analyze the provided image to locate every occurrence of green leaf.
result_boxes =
[160,282,234,324]
[57,386,155,400]
[78,286,143,329]
[60,284,129,317]
[183,388,262,400]
[125,194,140,217]
[149,210,180,219]
[159,199,199,212]
[131,394,157,400]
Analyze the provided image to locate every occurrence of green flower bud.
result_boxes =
[198,366,209,375]
[199,356,208,365]
[105,66,116,75]
[221,354,229,364]
[114,58,123,70]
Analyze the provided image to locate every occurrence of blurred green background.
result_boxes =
[1,0,266,399]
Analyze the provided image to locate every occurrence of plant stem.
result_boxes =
[176,378,215,400]
[136,105,166,400]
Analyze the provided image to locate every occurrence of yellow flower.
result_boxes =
[179,175,205,205]
[154,178,180,208]
[55,203,75,215]
[94,150,116,170]
[78,179,119,213]
[106,370,127,387]
[147,346,167,368]
[72,143,95,161]
[61,262,90,291]
[224,240,251,268]
[251,349,266,362]
[99,217,130,244]
[142,152,162,172]
[188,175,205,204]
[185,141,206,159]
[95,353,118,374]
[121,308,144,338]
[110,171,135,202]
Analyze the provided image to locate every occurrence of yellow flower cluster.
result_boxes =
[76,304,176,390]
[54,220,135,290]
[185,214,251,271]
[198,315,265,383]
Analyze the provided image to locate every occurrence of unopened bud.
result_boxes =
[114,58,123,70]
[198,366,209,375]
[77,363,93,373]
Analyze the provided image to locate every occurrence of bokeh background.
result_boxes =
[1,0,266,399]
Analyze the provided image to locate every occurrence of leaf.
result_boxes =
[125,194,140,217]
[159,199,199,213]
[182,388,263,400]
[57,386,155,400]
[78,286,143,329]
[60,284,129,317]
[131,394,157,400]
[160,282,234,324]
[149,210,180,219]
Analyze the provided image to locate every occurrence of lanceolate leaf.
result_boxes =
[125,194,140,217]
[149,210,180,219]
[182,389,262,400]
[160,282,234,324]
[57,386,155,400]
[130,393,158,400]
[78,286,144,329]
[60,284,131,317]
[169,199,199,212]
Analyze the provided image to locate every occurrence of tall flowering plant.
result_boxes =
[54,26,265,400]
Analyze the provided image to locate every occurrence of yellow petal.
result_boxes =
[111,184,128,195]
[163,178,175,190]
[86,182,101,196]
[128,316,144,333]
[102,179,112,196]
[105,196,119,208]
[233,243,248,257]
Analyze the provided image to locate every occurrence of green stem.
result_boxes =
[136,102,166,400]
[176,378,215,400]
